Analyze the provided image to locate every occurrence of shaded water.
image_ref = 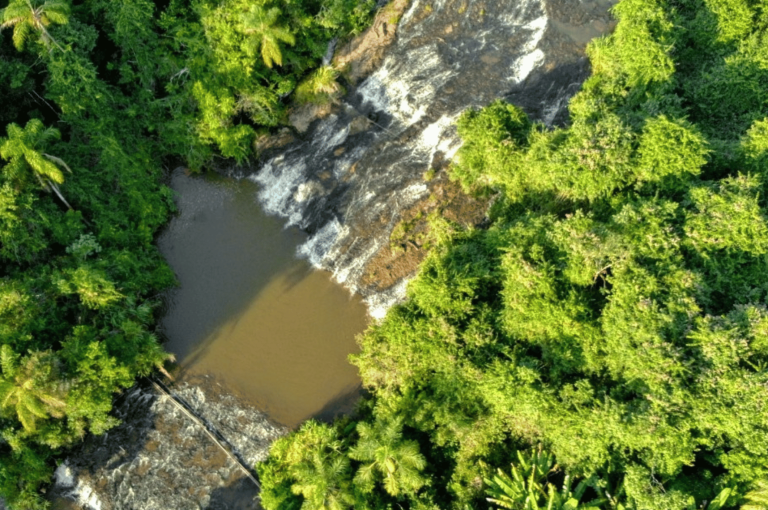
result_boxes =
[159,170,368,427]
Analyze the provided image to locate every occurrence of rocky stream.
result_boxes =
[44,0,617,507]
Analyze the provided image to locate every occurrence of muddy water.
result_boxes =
[158,170,368,427]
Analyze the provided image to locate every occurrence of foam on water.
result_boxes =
[357,43,456,127]
[53,383,285,509]
[250,154,308,226]
[247,0,588,318]
[297,217,346,267]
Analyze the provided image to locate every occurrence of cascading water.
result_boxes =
[50,0,616,507]
[250,0,615,318]
[49,379,285,510]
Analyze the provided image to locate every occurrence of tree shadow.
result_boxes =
[206,477,263,510]
[505,59,592,127]
[310,384,366,424]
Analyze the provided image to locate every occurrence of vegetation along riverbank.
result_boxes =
[0,0,378,507]
[257,0,768,509]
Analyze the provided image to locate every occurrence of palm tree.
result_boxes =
[295,66,344,104]
[291,450,355,510]
[743,479,768,510]
[349,418,426,497]
[0,119,74,209]
[484,448,609,510]
[0,345,68,432]
[240,5,295,68]
[0,0,69,52]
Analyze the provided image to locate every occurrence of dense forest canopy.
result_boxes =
[0,0,375,507]
[257,0,768,509]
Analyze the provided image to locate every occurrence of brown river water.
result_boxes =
[158,170,369,428]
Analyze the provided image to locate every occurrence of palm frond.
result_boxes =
[43,153,72,173]
[16,402,38,431]
[240,5,294,68]
[26,150,64,183]
[0,344,18,377]
[261,37,282,68]
[743,479,768,510]
[0,1,29,25]
[0,16,26,29]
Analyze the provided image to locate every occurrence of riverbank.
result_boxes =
[46,0,618,506]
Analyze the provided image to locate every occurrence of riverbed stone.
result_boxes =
[49,380,285,510]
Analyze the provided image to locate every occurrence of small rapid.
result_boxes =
[49,380,285,510]
[249,0,615,318]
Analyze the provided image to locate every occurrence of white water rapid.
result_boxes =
[250,0,615,318]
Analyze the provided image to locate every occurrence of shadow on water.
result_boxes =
[207,477,263,510]
[158,169,370,429]
[175,259,318,371]
[311,383,366,424]
[157,170,308,360]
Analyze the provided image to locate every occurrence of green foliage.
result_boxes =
[485,448,602,510]
[260,0,768,508]
[349,417,427,497]
[452,100,531,193]
[743,479,768,510]
[635,115,709,188]
[591,0,675,88]
[1,119,66,185]
[259,420,357,510]
[240,4,295,69]
[0,346,68,433]
[294,65,344,104]
[0,0,70,51]
[685,174,768,255]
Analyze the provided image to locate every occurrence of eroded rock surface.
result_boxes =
[50,379,285,510]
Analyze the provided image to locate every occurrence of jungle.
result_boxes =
[0,0,374,507]
[257,0,768,509]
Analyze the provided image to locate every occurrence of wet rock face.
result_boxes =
[50,380,285,510]
[248,0,616,318]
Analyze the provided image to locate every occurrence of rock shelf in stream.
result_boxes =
[246,0,616,319]
[49,379,285,510]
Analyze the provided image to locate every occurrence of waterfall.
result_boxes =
[250,0,614,318]
[51,0,616,506]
